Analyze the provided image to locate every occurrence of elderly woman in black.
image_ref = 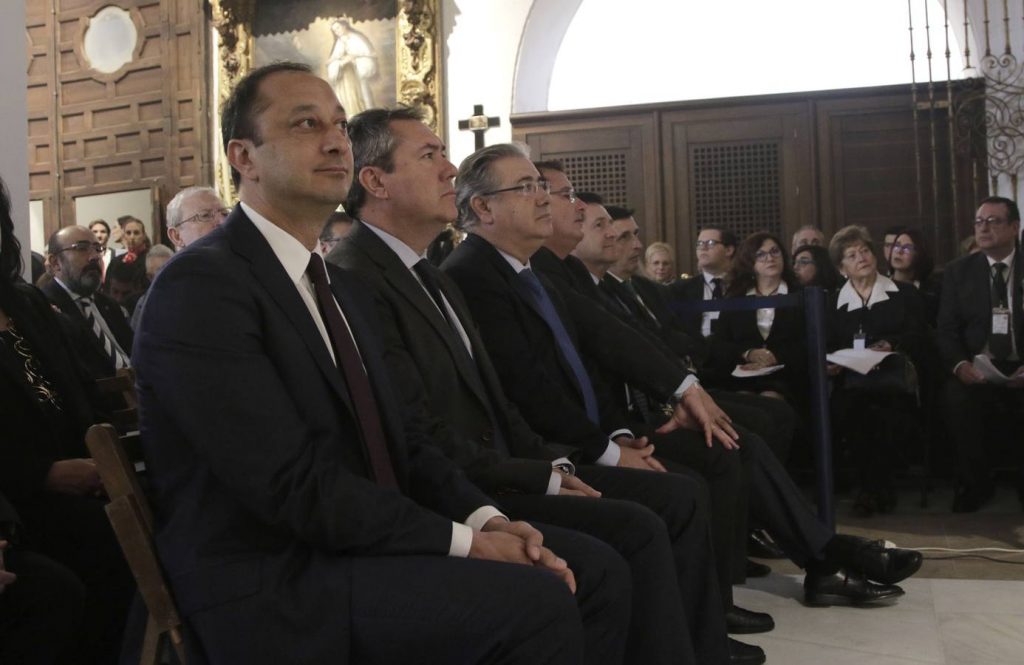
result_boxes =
[713,232,807,405]
[0,177,133,664]
[828,225,928,517]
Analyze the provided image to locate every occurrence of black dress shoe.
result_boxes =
[729,637,766,665]
[746,558,771,578]
[804,567,904,606]
[726,605,775,634]
[749,528,785,559]
[827,534,923,585]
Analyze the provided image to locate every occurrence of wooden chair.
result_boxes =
[87,370,191,664]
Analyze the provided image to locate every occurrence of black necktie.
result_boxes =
[992,262,1009,308]
[711,277,724,299]
[413,259,453,326]
[990,262,1012,360]
[415,260,510,456]
[517,269,600,424]
[306,254,398,488]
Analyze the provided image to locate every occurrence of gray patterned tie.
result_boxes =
[78,297,130,370]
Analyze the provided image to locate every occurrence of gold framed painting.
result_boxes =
[209,0,443,201]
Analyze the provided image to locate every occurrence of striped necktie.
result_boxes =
[78,296,130,370]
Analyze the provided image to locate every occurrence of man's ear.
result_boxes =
[726,245,736,259]
[469,195,494,225]
[166,226,183,250]
[45,253,60,276]
[358,166,388,201]
[227,139,257,184]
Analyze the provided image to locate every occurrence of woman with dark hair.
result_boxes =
[827,225,928,517]
[792,244,842,290]
[887,228,941,325]
[0,177,134,664]
[712,232,807,403]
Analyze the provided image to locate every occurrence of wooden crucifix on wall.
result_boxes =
[458,104,500,150]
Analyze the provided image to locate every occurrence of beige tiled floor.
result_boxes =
[736,484,1024,664]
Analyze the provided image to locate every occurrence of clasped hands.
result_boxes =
[740,347,778,371]
[956,362,1024,388]
[469,517,576,593]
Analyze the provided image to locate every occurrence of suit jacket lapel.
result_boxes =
[352,225,501,416]
[225,211,355,414]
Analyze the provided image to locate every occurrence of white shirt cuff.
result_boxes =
[596,440,622,466]
[673,375,700,400]
[608,428,634,441]
[546,471,563,495]
[551,457,575,475]
[449,506,508,558]
[952,360,968,376]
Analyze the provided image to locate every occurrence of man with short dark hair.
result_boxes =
[671,226,737,339]
[329,108,741,665]
[938,195,1024,511]
[135,63,628,664]
[42,226,133,377]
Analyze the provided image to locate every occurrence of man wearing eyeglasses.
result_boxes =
[938,195,1024,512]
[669,227,738,340]
[165,186,230,251]
[42,226,133,377]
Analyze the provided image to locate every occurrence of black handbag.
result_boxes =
[842,352,919,398]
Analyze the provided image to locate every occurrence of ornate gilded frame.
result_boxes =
[208,0,444,201]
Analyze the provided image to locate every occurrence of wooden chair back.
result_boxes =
[86,418,189,664]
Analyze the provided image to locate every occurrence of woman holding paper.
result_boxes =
[827,225,928,517]
[713,232,807,404]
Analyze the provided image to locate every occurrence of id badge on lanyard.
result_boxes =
[992,307,1010,335]
[853,326,867,351]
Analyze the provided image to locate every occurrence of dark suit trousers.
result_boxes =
[502,477,729,665]
[0,549,86,665]
[943,375,1024,488]
[16,493,134,665]
[351,523,629,665]
[710,389,797,464]
[645,423,834,590]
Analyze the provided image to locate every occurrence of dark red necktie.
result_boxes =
[306,254,398,488]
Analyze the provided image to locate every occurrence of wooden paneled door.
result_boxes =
[661,103,814,274]
[26,0,210,243]
[513,112,661,249]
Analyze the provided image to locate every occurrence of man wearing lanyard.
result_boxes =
[938,196,1024,512]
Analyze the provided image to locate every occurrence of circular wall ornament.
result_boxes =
[82,6,138,75]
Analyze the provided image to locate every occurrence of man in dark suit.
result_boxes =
[445,144,923,614]
[327,107,755,665]
[669,225,737,341]
[134,62,631,664]
[42,226,133,378]
[938,195,1024,511]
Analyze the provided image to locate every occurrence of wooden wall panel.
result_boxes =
[511,83,981,272]
[512,113,661,256]
[25,0,211,243]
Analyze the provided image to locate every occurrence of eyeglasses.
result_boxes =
[891,243,916,255]
[481,181,551,197]
[755,246,782,262]
[793,257,815,267]
[696,239,723,249]
[973,216,1009,228]
[550,187,576,203]
[57,241,105,255]
[178,208,231,226]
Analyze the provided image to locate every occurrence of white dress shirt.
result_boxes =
[243,203,503,557]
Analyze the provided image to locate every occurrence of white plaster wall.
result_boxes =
[443,0,533,164]
[1,0,30,278]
